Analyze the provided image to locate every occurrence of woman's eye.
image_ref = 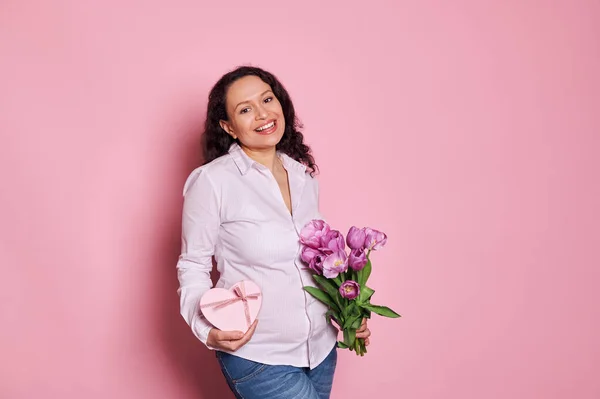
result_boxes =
[240,107,250,114]
[264,97,273,103]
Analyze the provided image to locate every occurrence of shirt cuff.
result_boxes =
[194,316,217,351]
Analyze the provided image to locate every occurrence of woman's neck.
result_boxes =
[240,145,279,172]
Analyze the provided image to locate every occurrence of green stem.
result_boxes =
[333,274,342,287]
[355,338,367,356]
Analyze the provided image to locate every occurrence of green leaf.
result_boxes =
[313,275,339,297]
[343,314,361,330]
[325,309,333,324]
[313,275,343,308]
[345,302,358,316]
[342,302,361,325]
[363,303,401,318]
[345,328,356,347]
[357,258,372,287]
[303,286,339,311]
[337,341,349,349]
[341,304,349,319]
[358,286,375,303]
[325,309,340,326]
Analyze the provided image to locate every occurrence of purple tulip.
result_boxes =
[339,280,360,300]
[364,228,387,250]
[322,250,348,279]
[309,253,326,275]
[348,248,368,271]
[346,226,367,250]
[300,220,330,249]
[301,246,322,264]
[300,246,326,275]
[320,230,346,254]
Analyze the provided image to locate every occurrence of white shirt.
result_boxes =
[176,143,337,369]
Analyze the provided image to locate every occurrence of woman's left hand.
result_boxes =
[356,318,371,346]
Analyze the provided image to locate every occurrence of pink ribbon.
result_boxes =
[200,281,261,328]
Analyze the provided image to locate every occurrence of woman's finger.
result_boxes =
[230,320,259,351]
[356,328,371,339]
[217,329,244,341]
[357,318,368,332]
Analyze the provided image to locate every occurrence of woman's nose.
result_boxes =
[255,105,268,120]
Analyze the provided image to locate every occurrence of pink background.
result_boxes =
[1,1,599,398]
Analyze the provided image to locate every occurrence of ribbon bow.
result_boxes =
[200,281,261,328]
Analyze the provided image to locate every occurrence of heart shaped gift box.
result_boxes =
[200,280,262,333]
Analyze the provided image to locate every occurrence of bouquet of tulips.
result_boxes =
[299,220,400,356]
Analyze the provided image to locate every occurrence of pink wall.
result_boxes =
[1,1,599,398]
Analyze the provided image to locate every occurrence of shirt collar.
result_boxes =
[228,142,307,176]
[228,142,253,175]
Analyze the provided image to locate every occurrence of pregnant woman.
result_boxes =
[176,66,370,399]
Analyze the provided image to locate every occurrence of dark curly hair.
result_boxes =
[201,66,318,176]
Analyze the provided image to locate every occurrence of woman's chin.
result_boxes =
[249,131,284,148]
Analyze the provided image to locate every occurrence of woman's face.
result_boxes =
[220,75,286,152]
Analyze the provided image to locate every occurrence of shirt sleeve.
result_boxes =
[176,167,220,348]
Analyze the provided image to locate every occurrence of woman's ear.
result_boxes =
[219,120,237,139]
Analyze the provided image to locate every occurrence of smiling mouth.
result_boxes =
[255,120,276,133]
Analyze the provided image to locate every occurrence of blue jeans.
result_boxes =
[215,346,337,399]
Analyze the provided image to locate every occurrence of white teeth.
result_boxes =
[256,121,275,131]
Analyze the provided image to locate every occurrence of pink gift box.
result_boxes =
[200,280,262,333]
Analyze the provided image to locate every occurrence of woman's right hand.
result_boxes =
[207,319,259,352]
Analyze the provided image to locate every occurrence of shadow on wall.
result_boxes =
[153,113,234,399]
